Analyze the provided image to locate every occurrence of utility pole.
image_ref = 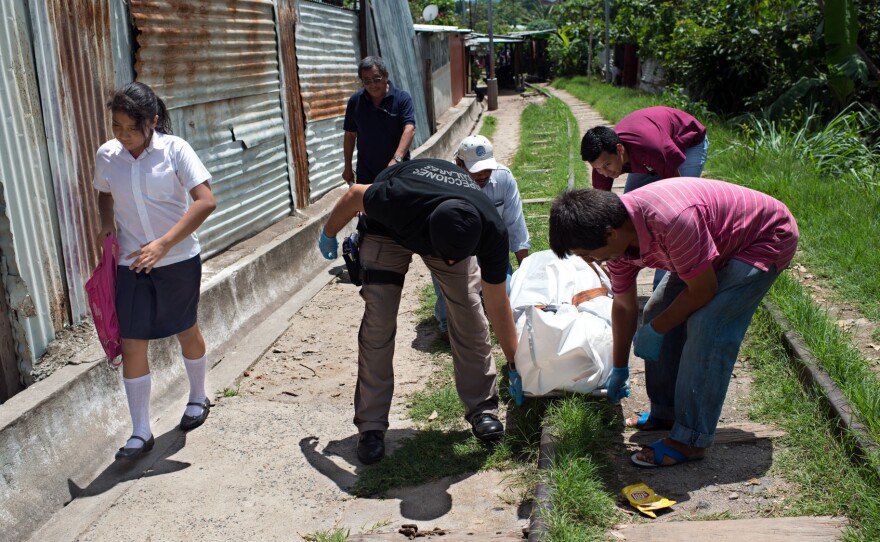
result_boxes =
[487,0,498,110]
[604,0,611,83]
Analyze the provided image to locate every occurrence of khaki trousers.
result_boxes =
[354,234,499,432]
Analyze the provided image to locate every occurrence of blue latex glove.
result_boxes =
[633,321,665,362]
[508,369,524,406]
[318,230,338,260]
[604,366,631,405]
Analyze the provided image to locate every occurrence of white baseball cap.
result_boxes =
[456,135,499,173]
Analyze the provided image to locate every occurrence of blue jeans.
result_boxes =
[626,136,710,287]
[623,136,710,193]
[641,259,780,448]
[434,262,513,332]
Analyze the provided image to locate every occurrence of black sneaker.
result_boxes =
[471,413,504,442]
[357,430,385,465]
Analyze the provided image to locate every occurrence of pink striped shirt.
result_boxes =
[607,178,799,294]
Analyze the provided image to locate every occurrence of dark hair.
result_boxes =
[109,82,172,134]
[358,56,388,78]
[549,189,628,258]
[580,125,619,162]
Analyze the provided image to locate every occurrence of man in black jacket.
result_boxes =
[318,159,518,465]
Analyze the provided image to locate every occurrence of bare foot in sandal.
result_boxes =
[632,438,705,467]
[625,412,674,431]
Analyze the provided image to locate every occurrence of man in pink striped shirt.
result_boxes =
[549,178,798,467]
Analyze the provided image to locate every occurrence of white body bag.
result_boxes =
[509,250,614,396]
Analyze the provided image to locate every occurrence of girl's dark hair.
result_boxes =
[109,82,172,134]
[549,189,628,258]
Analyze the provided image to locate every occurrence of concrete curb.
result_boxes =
[1,96,482,542]
[527,426,554,542]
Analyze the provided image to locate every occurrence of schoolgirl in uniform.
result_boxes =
[93,82,217,460]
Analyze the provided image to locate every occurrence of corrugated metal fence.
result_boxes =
[296,0,359,201]
[367,2,430,149]
[131,0,296,259]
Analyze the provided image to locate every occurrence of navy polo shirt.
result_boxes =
[343,81,416,184]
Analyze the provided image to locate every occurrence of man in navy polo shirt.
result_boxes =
[342,56,416,185]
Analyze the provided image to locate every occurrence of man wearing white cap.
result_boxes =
[433,135,531,341]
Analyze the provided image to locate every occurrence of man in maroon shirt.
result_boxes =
[582,106,708,193]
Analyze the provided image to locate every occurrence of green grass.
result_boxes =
[743,303,880,541]
[541,395,623,541]
[219,387,239,397]
[766,274,880,443]
[481,115,497,139]
[511,93,590,199]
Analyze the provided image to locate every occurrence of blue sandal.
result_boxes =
[631,439,704,468]
[626,412,674,431]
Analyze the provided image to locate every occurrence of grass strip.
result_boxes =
[481,115,497,139]
[540,395,623,541]
[512,94,589,199]
[744,303,880,541]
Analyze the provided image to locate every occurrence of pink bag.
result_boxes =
[86,233,122,367]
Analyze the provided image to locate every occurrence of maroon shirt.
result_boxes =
[592,106,706,190]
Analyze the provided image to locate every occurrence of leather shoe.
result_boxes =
[357,430,385,465]
[115,434,154,461]
[471,412,504,442]
[179,397,212,431]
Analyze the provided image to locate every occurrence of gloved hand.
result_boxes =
[507,369,524,406]
[318,229,338,260]
[633,321,665,362]
[605,366,630,405]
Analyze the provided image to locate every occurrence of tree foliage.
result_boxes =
[549,0,879,117]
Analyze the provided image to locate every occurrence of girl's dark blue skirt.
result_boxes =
[116,255,201,340]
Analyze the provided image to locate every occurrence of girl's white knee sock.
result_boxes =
[123,373,152,448]
[183,354,208,416]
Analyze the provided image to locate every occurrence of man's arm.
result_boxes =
[500,171,531,257]
[324,184,368,236]
[611,286,640,368]
[482,280,517,366]
[342,131,357,184]
[387,124,416,166]
[649,265,717,333]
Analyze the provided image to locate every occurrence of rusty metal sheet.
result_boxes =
[275,0,308,208]
[296,0,359,199]
[368,0,430,148]
[131,0,285,109]
[295,0,359,122]
[1,0,119,373]
[39,0,116,322]
[132,0,295,258]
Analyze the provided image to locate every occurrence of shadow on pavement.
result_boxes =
[610,424,776,506]
[300,428,495,521]
[65,430,190,503]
